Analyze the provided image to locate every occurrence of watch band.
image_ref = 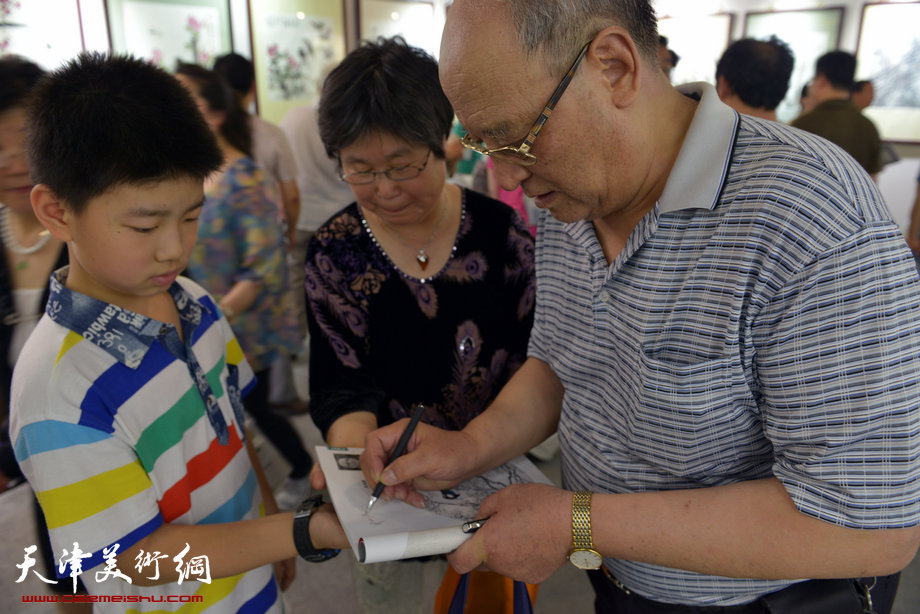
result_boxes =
[569,490,602,570]
[572,490,594,550]
[292,494,340,563]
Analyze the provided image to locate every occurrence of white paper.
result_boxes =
[315,446,552,563]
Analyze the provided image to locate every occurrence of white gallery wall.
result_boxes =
[3,0,917,226]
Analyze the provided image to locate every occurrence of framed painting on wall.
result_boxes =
[105,0,232,70]
[743,7,844,124]
[1,0,85,70]
[856,1,920,143]
[248,0,347,124]
[358,0,437,58]
[657,12,733,88]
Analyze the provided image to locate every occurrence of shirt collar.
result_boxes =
[813,97,856,112]
[45,267,209,369]
[658,82,739,214]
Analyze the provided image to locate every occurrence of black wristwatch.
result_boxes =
[292,494,341,562]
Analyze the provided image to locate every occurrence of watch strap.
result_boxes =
[293,494,340,563]
[572,490,594,550]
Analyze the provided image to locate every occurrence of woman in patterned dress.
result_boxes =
[304,37,536,613]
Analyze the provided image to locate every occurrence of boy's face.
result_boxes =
[62,176,204,315]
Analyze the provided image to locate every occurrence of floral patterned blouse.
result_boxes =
[305,189,536,437]
[186,157,299,373]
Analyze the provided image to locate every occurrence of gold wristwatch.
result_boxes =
[567,491,603,570]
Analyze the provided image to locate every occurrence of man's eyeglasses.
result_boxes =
[339,150,431,185]
[460,41,591,167]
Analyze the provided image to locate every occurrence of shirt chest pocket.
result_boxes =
[630,345,769,483]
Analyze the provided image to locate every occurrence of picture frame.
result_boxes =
[856,2,920,143]
[247,0,347,124]
[104,0,233,70]
[743,7,844,124]
[657,13,733,89]
[358,0,437,58]
[0,0,85,70]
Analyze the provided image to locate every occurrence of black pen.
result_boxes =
[461,518,488,533]
[367,403,426,512]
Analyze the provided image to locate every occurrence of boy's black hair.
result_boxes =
[212,52,255,99]
[27,53,222,214]
[318,36,453,160]
[175,62,252,159]
[815,50,857,91]
[716,37,794,111]
[0,55,44,113]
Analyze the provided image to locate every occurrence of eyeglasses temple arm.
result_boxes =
[519,42,591,154]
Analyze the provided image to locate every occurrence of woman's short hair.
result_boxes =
[318,36,454,160]
[0,55,44,114]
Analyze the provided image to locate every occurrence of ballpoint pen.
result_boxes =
[367,403,426,512]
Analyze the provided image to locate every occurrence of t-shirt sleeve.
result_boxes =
[756,223,920,529]
[13,402,163,577]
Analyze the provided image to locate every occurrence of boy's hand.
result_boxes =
[274,557,296,591]
[311,502,350,550]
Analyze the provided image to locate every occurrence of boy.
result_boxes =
[9,53,345,611]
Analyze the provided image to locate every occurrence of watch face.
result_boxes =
[569,548,603,570]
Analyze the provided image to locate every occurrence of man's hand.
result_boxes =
[448,483,573,584]
[907,234,920,254]
[359,421,480,508]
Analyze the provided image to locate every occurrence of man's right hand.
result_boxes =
[359,421,480,508]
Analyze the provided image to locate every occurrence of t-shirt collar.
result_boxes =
[45,267,208,369]
[658,82,739,214]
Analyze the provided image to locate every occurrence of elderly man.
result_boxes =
[363,1,920,612]
[715,36,794,121]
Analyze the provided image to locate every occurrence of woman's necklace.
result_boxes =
[0,205,51,270]
[379,194,449,270]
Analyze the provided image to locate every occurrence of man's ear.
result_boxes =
[810,74,829,93]
[31,184,74,243]
[588,26,641,108]
[715,75,733,101]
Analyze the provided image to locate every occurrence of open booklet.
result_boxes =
[315,445,553,564]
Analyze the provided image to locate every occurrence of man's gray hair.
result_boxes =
[502,0,659,75]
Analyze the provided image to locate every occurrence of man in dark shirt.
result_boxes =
[792,51,881,178]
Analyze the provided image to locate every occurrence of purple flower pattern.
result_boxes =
[305,191,536,435]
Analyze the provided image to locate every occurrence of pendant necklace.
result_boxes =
[0,205,51,270]
[380,194,448,271]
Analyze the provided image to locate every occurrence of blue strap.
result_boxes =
[447,572,470,614]
[447,573,534,614]
[513,578,534,614]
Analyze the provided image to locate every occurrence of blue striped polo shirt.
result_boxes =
[529,83,920,606]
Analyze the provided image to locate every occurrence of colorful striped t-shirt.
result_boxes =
[10,270,281,613]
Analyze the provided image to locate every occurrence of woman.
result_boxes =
[174,63,312,511]
[305,37,535,613]
[0,55,83,608]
